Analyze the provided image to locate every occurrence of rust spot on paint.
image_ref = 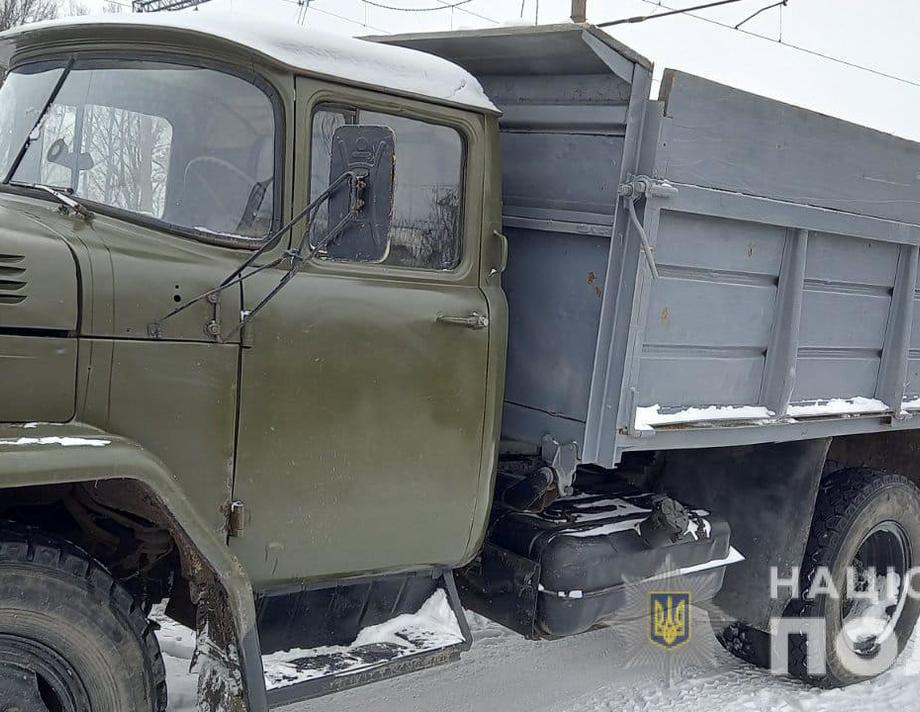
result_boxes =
[660,306,670,322]
[595,286,603,298]
[586,271,597,285]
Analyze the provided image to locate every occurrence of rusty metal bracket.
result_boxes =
[204,291,222,341]
[540,434,579,496]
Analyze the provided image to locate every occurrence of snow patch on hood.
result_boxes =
[0,436,110,447]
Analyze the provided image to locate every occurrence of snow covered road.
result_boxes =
[158,610,920,712]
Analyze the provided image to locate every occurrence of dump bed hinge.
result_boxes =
[618,176,678,280]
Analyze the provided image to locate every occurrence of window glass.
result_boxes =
[38,103,173,218]
[3,60,277,240]
[0,64,65,179]
[310,104,463,270]
[309,108,350,240]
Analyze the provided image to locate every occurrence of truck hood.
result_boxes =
[0,194,79,332]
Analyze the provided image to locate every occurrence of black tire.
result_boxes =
[714,468,920,687]
[0,524,168,712]
[712,620,772,669]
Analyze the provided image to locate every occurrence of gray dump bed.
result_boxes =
[381,24,920,467]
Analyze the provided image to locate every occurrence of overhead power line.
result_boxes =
[432,0,499,24]
[734,0,786,30]
[600,0,920,92]
[295,0,500,27]
[360,0,473,11]
[310,3,388,31]
[296,0,310,25]
[278,0,390,32]
[597,0,745,28]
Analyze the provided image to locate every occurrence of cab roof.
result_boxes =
[0,13,498,114]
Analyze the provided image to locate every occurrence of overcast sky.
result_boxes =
[78,0,920,142]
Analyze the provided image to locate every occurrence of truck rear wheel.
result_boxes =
[0,525,168,712]
[714,468,920,687]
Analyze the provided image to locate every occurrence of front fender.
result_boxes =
[0,421,268,712]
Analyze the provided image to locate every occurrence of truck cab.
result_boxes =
[0,11,508,580]
[0,14,508,710]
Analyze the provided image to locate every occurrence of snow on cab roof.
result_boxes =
[0,12,498,113]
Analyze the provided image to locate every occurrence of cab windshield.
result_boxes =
[0,58,277,241]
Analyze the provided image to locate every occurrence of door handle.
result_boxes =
[437,312,489,330]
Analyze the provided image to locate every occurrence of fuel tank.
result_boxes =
[458,465,739,639]
[0,196,80,422]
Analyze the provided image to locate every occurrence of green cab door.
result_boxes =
[230,81,496,587]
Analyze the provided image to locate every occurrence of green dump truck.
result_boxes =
[3,14,920,712]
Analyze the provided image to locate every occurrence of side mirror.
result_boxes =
[47,138,95,173]
[325,125,396,262]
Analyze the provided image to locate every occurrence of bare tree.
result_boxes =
[0,0,59,32]
[0,1,90,80]
[0,0,94,33]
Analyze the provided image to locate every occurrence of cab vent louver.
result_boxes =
[0,253,26,305]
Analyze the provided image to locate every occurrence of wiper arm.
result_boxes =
[150,170,361,340]
[3,58,74,185]
[11,182,94,222]
[222,189,364,342]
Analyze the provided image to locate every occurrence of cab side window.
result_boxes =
[310,104,464,270]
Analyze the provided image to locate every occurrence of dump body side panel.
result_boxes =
[659,70,920,225]
[612,70,920,463]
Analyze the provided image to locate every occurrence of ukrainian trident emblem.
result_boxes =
[649,592,691,649]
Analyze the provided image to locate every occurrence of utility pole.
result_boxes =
[571,0,587,23]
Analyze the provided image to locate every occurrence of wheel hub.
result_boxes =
[0,664,47,712]
[0,636,89,712]
[841,522,912,657]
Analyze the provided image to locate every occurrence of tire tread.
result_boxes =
[0,522,169,712]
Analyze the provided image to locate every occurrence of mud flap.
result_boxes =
[654,438,831,632]
[257,571,471,707]
[457,543,541,639]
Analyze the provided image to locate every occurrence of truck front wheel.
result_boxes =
[0,525,168,712]
[716,468,920,687]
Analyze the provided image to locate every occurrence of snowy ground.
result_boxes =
[157,609,920,712]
